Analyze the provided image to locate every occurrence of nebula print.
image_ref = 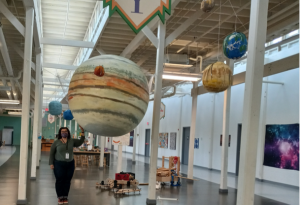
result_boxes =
[263,124,299,170]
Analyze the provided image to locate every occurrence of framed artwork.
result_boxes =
[159,133,168,148]
[170,132,176,150]
[263,124,299,170]
[220,135,231,147]
[129,130,134,147]
[194,138,199,149]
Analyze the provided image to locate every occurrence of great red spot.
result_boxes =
[94,65,105,77]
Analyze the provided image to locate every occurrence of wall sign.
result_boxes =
[104,0,172,33]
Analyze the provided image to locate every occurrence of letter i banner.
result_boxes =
[103,0,171,33]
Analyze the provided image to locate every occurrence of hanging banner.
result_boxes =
[112,133,130,146]
[103,0,171,33]
[48,114,55,124]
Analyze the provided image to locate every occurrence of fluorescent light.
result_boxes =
[164,63,193,69]
[0,100,20,104]
[162,72,201,82]
[5,108,22,110]
[8,111,22,115]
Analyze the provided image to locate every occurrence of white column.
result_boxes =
[219,59,234,193]
[17,7,34,204]
[147,20,166,204]
[257,78,269,180]
[117,144,123,173]
[54,117,57,135]
[236,0,269,204]
[37,79,43,165]
[64,119,66,127]
[30,49,42,180]
[59,116,62,128]
[187,82,198,179]
[132,127,137,164]
[99,136,105,170]
[209,94,216,169]
[74,120,77,138]
[69,120,72,137]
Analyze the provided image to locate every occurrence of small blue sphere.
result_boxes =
[63,110,74,120]
[223,32,248,59]
[49,101,62,116]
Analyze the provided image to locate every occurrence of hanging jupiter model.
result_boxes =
[67,55,149,137]
[201,0,215,12]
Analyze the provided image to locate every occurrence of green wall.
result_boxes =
[42,112,82,139]
[0,115,31,146]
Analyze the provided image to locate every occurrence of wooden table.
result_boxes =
[41,142,53,151]
[73,151,111,166]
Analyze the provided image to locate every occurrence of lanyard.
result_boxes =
[61,139,69,151]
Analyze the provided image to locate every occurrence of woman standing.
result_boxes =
[49,125,85,204]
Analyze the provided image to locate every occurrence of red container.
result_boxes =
[115,173,130,181]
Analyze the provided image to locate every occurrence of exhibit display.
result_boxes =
[201,0,215,12]
[48,101,62,116]
[202,62,233,93]
[63,110,74,120]
[68,55,149,136]
[223,32,248,59]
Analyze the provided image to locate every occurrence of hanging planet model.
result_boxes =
[63,110,74,120]
[202,62,233,93]
[49,101,62,116]
[68,55,149,137]
[223,32,248,59]
[201,0,215,12]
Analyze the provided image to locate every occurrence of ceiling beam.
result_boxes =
[120,0,181,58]
[8,40,36,71]
[41,38,95,48]
[141,26,158,48]
[43,63,77,70]
[165,10,204,46]
[0,1,25,36]
[95,47,106,55]
[43,83,69,87]
[43,77,70,83]
[0,24,18,100]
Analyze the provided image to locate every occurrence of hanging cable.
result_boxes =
[217,0,222,61]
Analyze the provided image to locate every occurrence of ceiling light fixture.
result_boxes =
[8,111,22,115]
[162,72,202,82]
[0,100,20,104]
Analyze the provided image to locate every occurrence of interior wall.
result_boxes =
[0,116,21,145]
[124,68,299,187]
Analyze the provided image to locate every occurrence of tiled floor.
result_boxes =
[1,146,297,205]
[0,146,16,166]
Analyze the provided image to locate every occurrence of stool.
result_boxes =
[74,155,81,167]
[93,155,100,166]
[81,155,89,168]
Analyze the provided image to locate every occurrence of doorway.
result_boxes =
[236,124,242,176]
[2,128,14,146]
[182,127,190,165]
[145,129,151,157]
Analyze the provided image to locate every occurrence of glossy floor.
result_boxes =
[1,146,296,205]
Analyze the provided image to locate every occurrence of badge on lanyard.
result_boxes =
[66,153,69,159]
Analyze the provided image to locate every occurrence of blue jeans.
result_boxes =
[53,159,75,198]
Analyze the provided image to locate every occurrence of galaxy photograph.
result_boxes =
[263,124,299,171]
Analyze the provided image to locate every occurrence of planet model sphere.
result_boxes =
[68,55,149,137]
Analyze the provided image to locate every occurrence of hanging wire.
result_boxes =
[217,0,222,61]
[228,0,247,31]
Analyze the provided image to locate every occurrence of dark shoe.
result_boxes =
[63,198,68,204]
[58,198,64,204]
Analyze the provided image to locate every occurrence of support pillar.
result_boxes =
[187,82,198,179]
[219,59,234,193]
[59,116,62,128]
[99,136,105,170]
[64,119,66,127]
[236,0,269,204]
[146,20,166,205]
[37,80,43,165]
[132,127,137,164]
[117,145,123,173]
[30,49,42,180]
[17,7,34,205]
[74,121,77,138]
